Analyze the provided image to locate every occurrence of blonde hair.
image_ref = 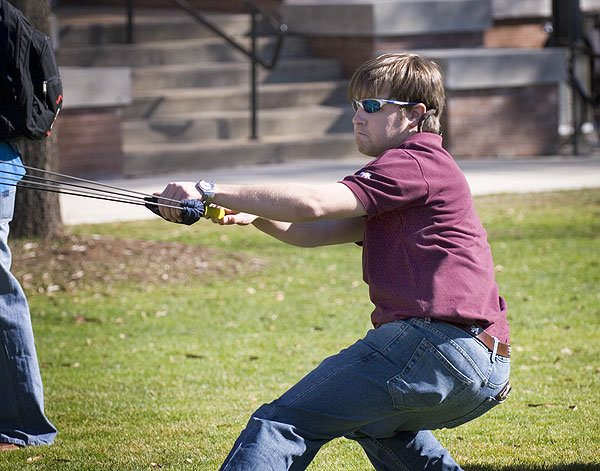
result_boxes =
[348,53,445,134]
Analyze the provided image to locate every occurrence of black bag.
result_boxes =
[0,0,63,141]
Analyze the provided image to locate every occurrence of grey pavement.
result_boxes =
[60,155,600,225]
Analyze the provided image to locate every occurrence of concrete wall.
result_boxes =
[282,0,492,76]
[57,67,131,177]
[282,0,492,36]
[420,48,567,157]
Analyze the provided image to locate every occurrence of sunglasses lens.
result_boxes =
[362,100,381,113]
[352,100,383,113]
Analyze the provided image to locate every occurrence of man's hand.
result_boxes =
[154,181,200,223]
[211,209,257,226]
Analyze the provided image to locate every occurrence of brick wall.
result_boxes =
[485,19,550,48]
[57,108,123,178]
[442,84,560,158]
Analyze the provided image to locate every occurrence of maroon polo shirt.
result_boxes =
[341,133,509,343]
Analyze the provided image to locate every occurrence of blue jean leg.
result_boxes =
[0,189,56,446]
[220,319,510,471]
[352,430,460,471]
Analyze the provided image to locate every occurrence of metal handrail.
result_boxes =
[126,0,288,139]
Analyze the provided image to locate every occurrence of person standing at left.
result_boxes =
[0,142,57,452]
[0,0,61,451]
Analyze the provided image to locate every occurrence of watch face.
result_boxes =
[197,181,214,202]
[199,181,213,192]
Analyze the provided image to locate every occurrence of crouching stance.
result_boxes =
[156,53,511,471]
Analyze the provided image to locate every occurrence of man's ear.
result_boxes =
[408,103,427,125]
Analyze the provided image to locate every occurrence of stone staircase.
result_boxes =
[56,8,358,177]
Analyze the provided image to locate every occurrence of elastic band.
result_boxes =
[418,109,436,133]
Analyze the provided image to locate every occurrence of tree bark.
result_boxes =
[8,0,62,239]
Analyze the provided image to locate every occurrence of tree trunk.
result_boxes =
[8,0,62,239]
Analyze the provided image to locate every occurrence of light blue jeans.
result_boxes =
[220,318,510,471]
[0,189,56,447]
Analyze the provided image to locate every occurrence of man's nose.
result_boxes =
[352,108,367,125]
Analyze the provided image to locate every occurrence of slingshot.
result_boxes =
[0,162,223,225]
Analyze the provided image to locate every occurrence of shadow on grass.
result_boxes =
[465,465,600,471]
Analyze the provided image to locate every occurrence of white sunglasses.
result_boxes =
[352,98,419,113]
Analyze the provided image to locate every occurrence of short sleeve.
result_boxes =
[340,150,429,219]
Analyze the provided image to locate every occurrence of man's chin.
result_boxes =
[356,145,378,158]
[355,139,376,157]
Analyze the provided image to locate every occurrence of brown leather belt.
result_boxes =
[445,322,511,358]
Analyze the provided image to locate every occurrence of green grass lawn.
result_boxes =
[1,189,599,470]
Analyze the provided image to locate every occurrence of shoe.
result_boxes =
[0,443,19,452]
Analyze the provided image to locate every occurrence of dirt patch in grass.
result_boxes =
[11,234,267,295]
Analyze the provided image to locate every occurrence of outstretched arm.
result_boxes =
[155,180,366,247]
[157,181,366,223]
[213,182,365,222]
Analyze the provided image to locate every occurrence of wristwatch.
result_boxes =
[195,180,215,205]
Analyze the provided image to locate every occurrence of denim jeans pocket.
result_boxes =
[388,338,474,411]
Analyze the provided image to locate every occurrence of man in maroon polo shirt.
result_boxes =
[342,131,509,343]
[156,52,511,471]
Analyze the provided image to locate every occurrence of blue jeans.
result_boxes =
[0,189,56,447]
[220,318,510,471]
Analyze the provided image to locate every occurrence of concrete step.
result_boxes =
[57,35,308,67]
[131,58,344,91]
[57,8,258,46]
[122,133,358,177]
[122,105,355,145]
[126,81,350,118]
